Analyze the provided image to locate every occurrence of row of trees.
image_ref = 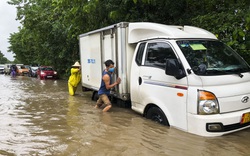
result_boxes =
[0,51,10,64]
[7,0,250,78]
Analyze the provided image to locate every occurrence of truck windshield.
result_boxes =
[176,40,250,76]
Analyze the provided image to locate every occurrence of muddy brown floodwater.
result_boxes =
[0,74,250,156]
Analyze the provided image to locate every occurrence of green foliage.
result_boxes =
[0,51,10,64]
[7,0,250,78]
[190,0,250,63]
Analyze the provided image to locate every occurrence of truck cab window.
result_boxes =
[135,42,146,66]
[145,42,177,68]
[177,40,250,75]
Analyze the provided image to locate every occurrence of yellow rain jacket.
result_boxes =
[68,68,81,87]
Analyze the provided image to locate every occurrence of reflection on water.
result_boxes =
[0,74,250,155]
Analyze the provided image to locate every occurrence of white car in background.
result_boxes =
[4,64,12,75]
[0,64,4,74]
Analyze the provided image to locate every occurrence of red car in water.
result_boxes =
[37,66,58,79]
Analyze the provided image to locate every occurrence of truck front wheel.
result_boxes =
[146,107,169,126]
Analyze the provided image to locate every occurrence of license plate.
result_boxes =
[240,112,250,124]
[47,76,52,78]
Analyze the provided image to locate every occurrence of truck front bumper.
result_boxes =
[187,108,250,137]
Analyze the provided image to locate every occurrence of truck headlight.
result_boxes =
[198,90,219,115]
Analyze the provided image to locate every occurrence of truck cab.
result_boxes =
[130,38,250,136]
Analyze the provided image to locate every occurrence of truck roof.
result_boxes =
[79,22,217,44]
[128,22,217,43]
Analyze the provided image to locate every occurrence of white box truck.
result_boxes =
[79,22,250,136]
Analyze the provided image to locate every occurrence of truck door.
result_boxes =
[102,31,116,63]
[131,41,188,130]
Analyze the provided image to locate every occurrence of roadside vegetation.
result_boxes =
[5,0,250,78]
[0,51,9,64]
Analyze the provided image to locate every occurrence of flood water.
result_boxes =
[0,74,250,156]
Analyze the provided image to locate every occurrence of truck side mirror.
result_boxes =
[165,59,186,79]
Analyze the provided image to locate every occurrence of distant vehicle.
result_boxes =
[17,65,29,76]
[16,64,23,75]
[37,66,58,79]
[28,66,39,77]
[4,64,12,75]
[0,64,4,74]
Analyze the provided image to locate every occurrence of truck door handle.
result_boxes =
[142,75,152,79]
[138,77,142,85]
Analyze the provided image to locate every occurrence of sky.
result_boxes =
[0,0,21,61]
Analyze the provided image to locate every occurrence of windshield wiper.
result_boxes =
[224,69,245,78]
[205,69,227,75]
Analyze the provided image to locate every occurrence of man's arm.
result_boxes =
[103,74,121,90]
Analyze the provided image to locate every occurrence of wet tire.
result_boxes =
[146,107,169,126]
[92,91,99,101]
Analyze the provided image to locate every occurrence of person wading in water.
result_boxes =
[68,61,81,96]
[95,59,121,112]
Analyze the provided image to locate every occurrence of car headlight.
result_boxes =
[198,90,219,115]
[54,71,57,74]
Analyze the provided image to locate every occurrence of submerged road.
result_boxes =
[0,74,250,155]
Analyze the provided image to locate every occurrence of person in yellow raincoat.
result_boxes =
[68,61,81,96]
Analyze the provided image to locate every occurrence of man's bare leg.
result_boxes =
[103,105,112,112]
[95,104,102,108]
[95,96,103,109]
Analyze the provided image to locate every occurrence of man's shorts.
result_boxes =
[96,94,111,107]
